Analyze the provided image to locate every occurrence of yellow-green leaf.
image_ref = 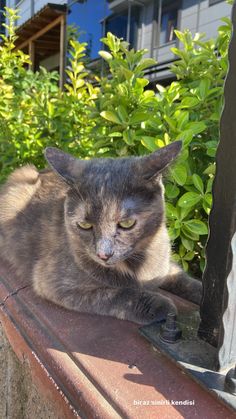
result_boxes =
[100,111,121,124]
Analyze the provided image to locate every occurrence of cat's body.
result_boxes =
[0,143,202,323]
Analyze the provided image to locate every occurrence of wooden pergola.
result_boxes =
[15,3,67,89]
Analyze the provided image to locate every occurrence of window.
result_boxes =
[155,0,179,47]
[105,13,128,43]
[160,9,178,44]
[105,6,140,49]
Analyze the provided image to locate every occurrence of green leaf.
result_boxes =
[182,260,189,272]
[184,121,207,135]
[205,140,217,148]
[178,192,202,208]
[203,193,212,214]
[179,244,186,258]
[100,111,121,124]
[203,201,211,215]
[155,139,165,147]
[172,253,180,262]
[177,111,189,130]
[192,174,204,194]
[129,111,149,125]
[176,130,193,146]
[108,132,123,137]
[166,203,178,219]
[207,148,216,157]
[175,220,181,229]
[184,219,208,235]
[182,226,199,241]
[141,136,157,151]
[199,79,211,100]
[184,251,195,261]
[165,184,180,199]
[136,78,149,88]
[204,193,212,206]
[168,227,180,240]
[123,129,134,145]
[117,105,128,123]
[203,164,216,175]
[164,115,176,131]
[180,97,200,108]
[174,30,185,43]
[171,164,187,186]
[181,235,194,251]
[206,178,213,193]
[179,206,192,221]
[136,58,156,72]
[178,148,189,162]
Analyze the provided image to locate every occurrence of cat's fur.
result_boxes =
[0,142,202,323]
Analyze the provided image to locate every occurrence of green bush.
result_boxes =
[0,8,232,275]
[0,8,99,178]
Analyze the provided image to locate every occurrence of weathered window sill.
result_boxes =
[0,258,234,419]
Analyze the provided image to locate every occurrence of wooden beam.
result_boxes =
[28,41,35,71]
[17,15,63,50]
[35,41,59,47]
[36,37,60,46]
[59,15,66,90]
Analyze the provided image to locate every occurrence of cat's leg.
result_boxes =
[37,284,176,324]
[32,259,176,323]
[142,263,202,305]
[160,263,202,304]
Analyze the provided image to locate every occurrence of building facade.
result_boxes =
[107,0,232,82]
[2,0,232,84]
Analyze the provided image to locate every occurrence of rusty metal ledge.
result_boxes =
[0,259,235,419]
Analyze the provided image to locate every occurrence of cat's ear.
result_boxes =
[138,141,182,181]
[44,147,86,185]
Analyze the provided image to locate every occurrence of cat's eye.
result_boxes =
[76,221,93,230]
[118,219,136,229]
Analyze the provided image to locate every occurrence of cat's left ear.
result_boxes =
[138,141,182,181]
[44,147,87,185]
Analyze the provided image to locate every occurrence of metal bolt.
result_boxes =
[224,364,236,395]
[159,312,182,344]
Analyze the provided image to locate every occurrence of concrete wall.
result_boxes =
[0,323,63,419]
[137,1,154,51]
[180,0,232,39]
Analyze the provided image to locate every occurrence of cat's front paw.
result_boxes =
[135,292,177,324]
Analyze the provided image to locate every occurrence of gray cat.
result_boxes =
[0,141,201,323]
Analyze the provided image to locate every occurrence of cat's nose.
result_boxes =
[96,251,114,261]
[96,238,114,261]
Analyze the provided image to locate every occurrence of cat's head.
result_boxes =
[44,142,181,269]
